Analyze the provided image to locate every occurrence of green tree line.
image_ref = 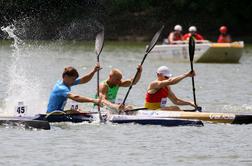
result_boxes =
[0,0,251,41]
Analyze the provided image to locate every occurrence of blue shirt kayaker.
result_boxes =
[47,64,101,113]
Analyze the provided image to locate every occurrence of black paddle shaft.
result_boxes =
[122,26,164,105]
[189,37,198,108]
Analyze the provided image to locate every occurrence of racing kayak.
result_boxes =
[35,110,203,127]
[36,108,252,125]
[0,116,50,130]
[136,110,252,124]
[110,114,203,127]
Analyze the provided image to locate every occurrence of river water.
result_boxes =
[0,36,252,165]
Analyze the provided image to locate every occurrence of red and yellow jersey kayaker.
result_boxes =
[144,66,196,111]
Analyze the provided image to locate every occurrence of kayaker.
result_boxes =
[168,25,183,44]
[217,25,232,43]
[183,26,204,41]
[144,66,196,111]
[98,65,142,112]
[47,64,101,113]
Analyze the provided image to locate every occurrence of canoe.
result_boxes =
[150,41,244,63]
[35,111,203,127]
[0,116,50,130]
[136,110,252,124]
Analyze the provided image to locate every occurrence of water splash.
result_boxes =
[1,25,43,116]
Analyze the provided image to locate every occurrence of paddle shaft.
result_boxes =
[190,60,197,107]
[122,53,148,105]
[95,30,104,121]
[97,55,102,121]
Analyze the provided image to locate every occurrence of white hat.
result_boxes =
[174,25,182,31]
[189,26,197,32]
[157,66,172,77]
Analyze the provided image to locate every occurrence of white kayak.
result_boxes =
[136,109,252,124]
[150,41,244,63]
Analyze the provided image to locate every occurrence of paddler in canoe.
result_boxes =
[183,26,204,42]
[167,24,184,44]
[97,65,142,113]
[46,64,101,114]
[217,25,232,43]
[144,66,196,111]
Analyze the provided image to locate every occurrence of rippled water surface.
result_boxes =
[0,40,252,166]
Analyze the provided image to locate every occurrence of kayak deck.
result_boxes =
[110,115,203,127]
[0,116,50,130]
[136,110,252,125]
[35,112,203,127]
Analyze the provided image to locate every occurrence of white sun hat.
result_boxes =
[189,26,197,32]
[157,66,172,77]
[174,25,182,31]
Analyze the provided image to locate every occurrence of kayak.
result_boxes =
[150,41,244,63]
[136,110,252,124]
[36,108,252,125]
[110,115,203,127]
[35,111,203,127]
[0,116,50,130]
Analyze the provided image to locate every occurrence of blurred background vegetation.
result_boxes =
[0,0,251,42]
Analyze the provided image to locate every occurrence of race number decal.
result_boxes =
[160,98,167,108]
[70,102,79,111]
[15,101,27,117]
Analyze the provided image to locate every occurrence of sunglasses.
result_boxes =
[164,76,169,79]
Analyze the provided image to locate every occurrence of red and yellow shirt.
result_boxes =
[144,87,169,109]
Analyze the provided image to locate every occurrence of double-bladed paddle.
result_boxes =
[122,25,164,106]
[188,36,202,112]
[95,30,104,121]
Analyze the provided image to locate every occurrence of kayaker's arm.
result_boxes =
[79,63,101,84]
[150,71,195,89]
[168,90,196,107]
[120,65,142,87]
[68,93,100,105]
[99,83,121,110]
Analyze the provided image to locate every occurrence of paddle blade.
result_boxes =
[95,30,104,56]
[189,36,195,61]
[145,25,164,54]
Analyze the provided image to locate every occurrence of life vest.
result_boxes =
[183,33,204,40]
[217,34,231,43]
[103,81,119,103]
[173,33,183,41]
[144,87,169,109]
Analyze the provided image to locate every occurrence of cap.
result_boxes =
[174,25,182,31]
[157,66,172,77]
[219,26,227,33]
[189,26,197,32]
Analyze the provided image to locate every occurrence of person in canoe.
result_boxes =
[217,25,232,43]
[144,66,196,111]
[97,65,142,113]
[183,26,204,41]
[47,64,101,113]
[167,25,183,44]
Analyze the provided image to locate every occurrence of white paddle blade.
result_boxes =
[95,30,104,56]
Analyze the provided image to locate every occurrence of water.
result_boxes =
[0,28,252,165]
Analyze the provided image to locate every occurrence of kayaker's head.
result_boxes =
[219,25,228,34]
[62,66,79,86]
[108,68,123,85]
[189,26,197,35]
[156,66,172,80]
[174,25,182,34]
